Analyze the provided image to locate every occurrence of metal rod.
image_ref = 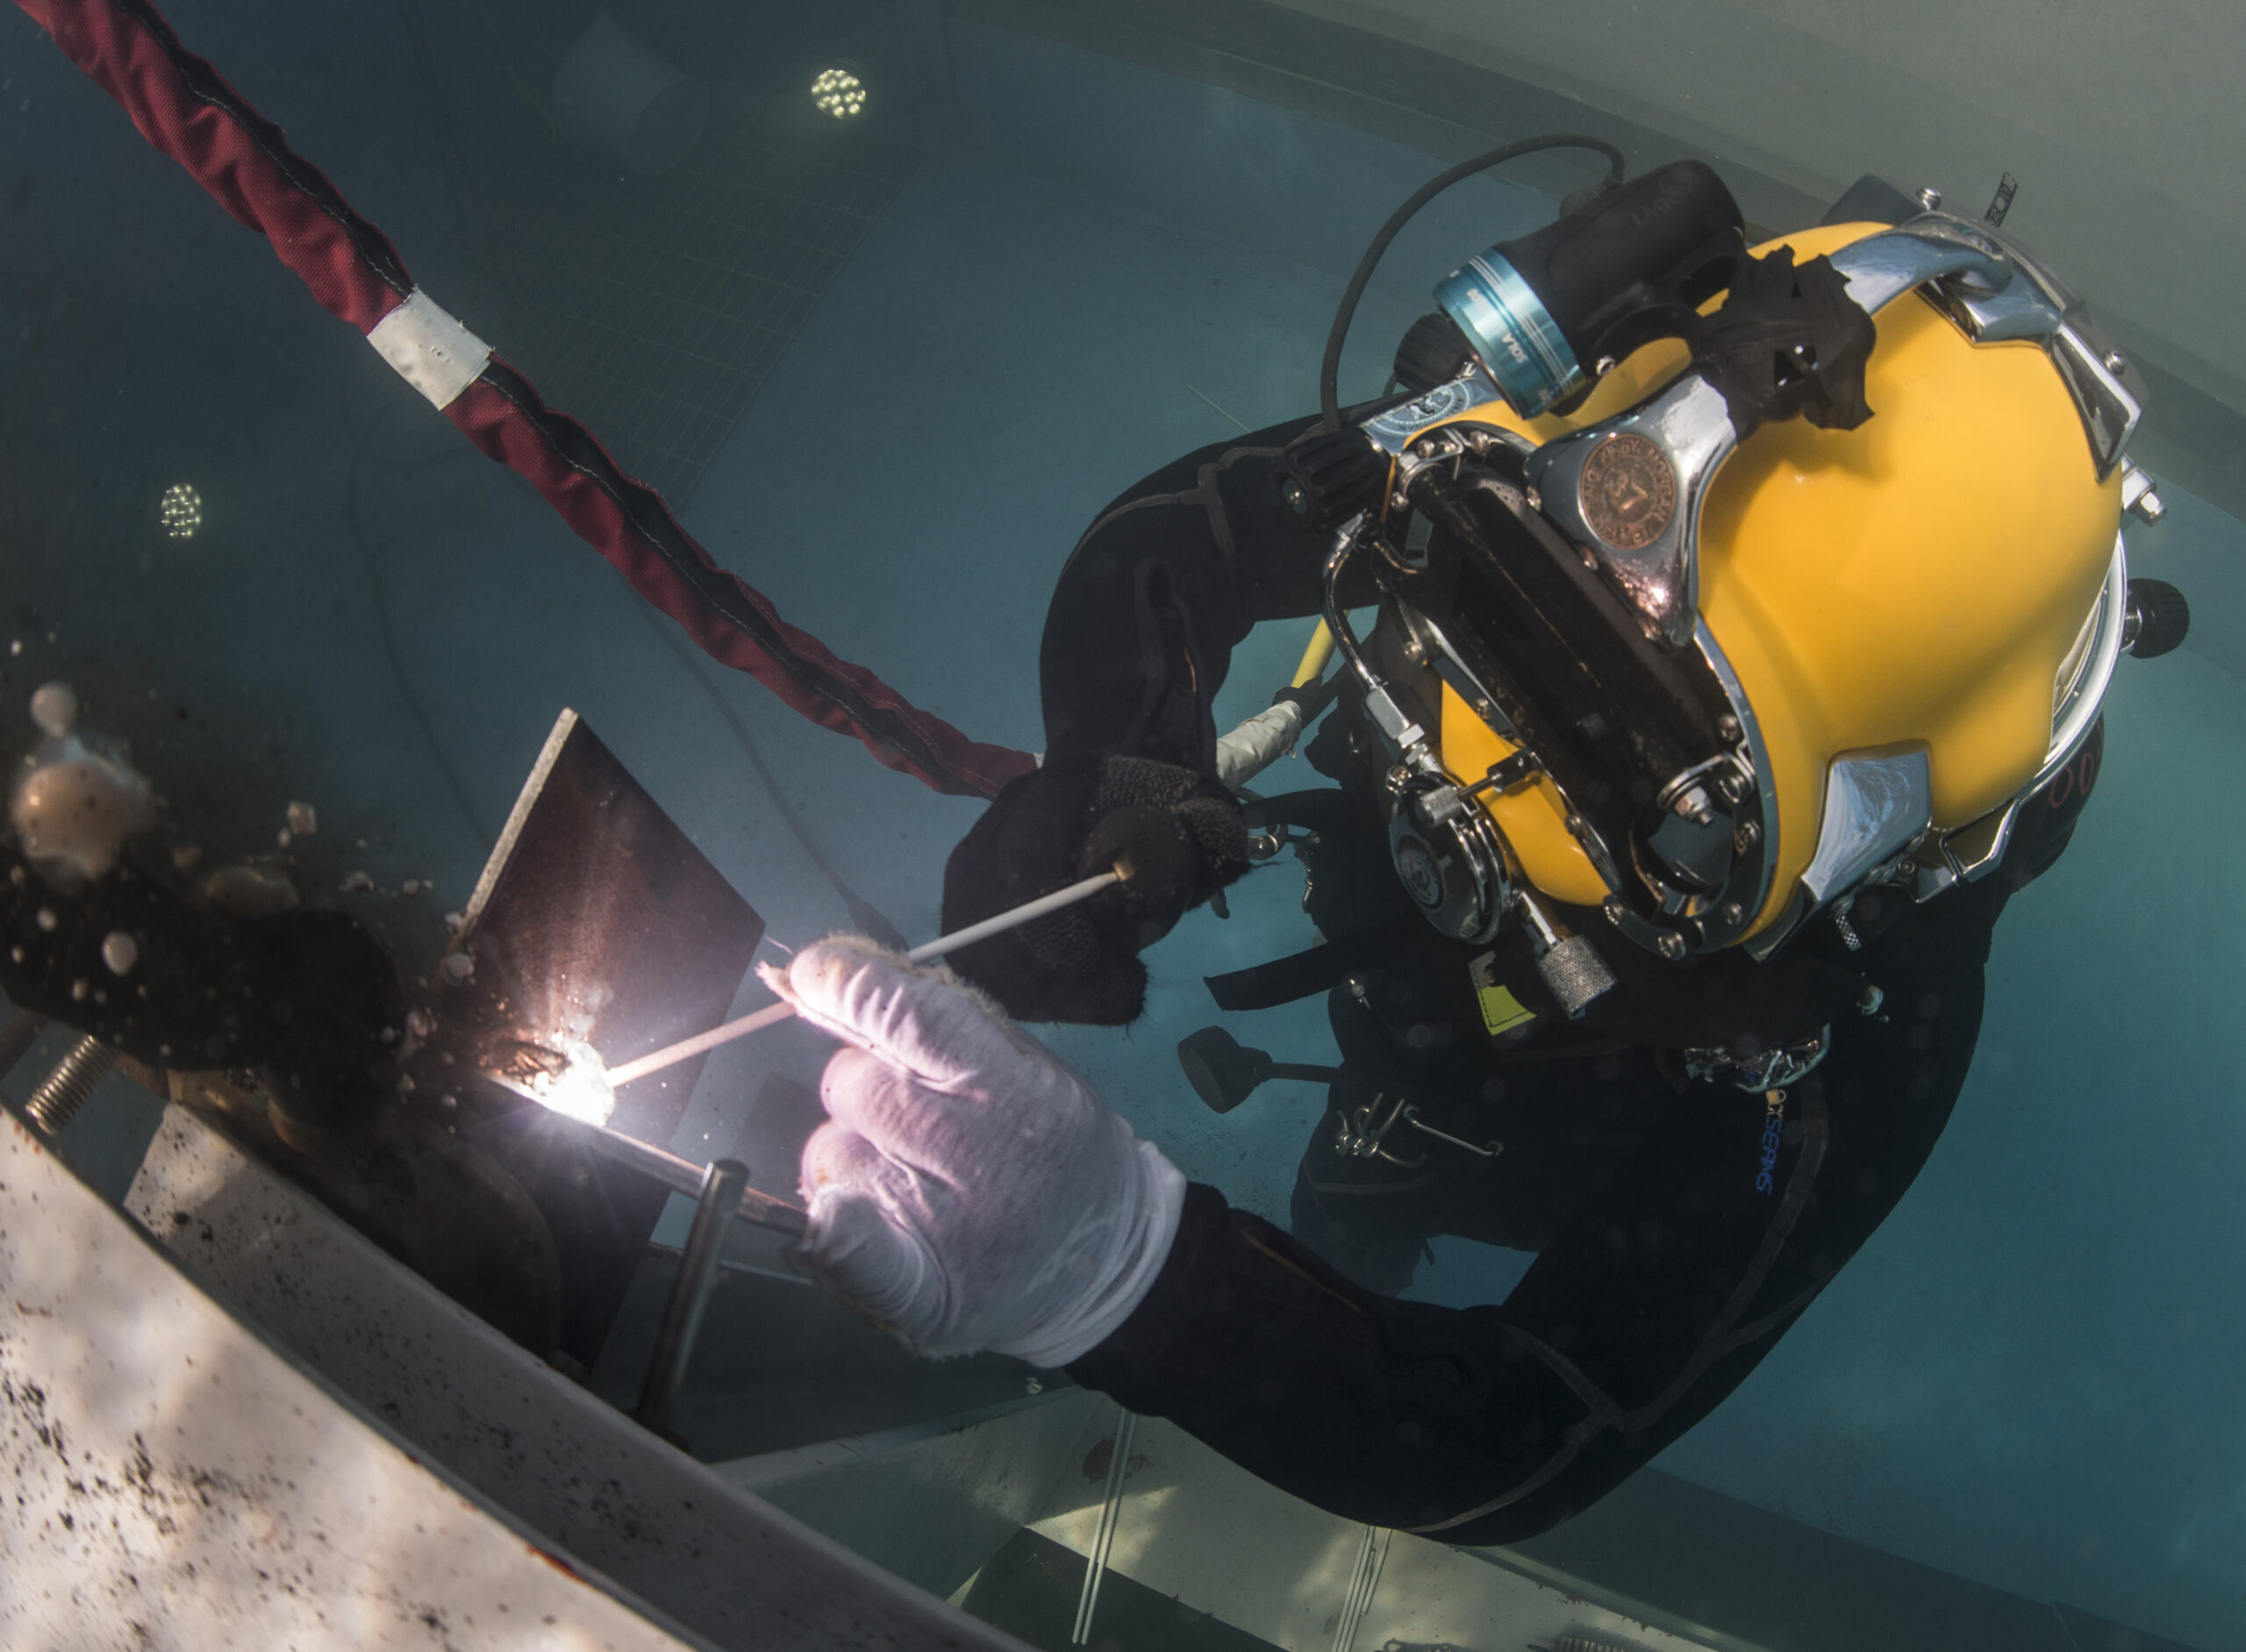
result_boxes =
[604,867,1125,1089]
[565,1115,807,1240]
[636,1156,747,1437]
[24,1034,116,1135]
[1071,1406,1135,1645]
[1331,1524,1390,1652]
[0,1009,51,1083]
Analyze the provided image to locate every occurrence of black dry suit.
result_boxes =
[943,413,2098,1546]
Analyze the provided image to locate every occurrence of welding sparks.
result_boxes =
[521,1036,617,1127]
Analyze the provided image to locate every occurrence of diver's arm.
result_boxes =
[1069,916,1992,1543]
[1038,412,1371,767]
[941,414,1370,1023]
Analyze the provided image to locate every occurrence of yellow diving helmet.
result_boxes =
[1314,163,2175,1012]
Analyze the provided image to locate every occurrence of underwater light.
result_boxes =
[159,483,201,539]
[810,68,866,119]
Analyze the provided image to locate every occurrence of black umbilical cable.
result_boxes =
[1317,135,1627,433]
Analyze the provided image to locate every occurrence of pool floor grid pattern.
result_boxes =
[445,117,916,505]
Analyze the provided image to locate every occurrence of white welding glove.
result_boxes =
[773,936,1186,1368]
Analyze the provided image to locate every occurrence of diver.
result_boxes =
[769,157,2192,1543]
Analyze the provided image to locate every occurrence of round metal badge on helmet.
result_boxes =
[1578,433,1678,551]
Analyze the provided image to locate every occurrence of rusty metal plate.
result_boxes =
[438,710,764,1366]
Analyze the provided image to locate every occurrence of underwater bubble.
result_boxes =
[402,878,421,897]
[100,931,137,976]
[69,978,86,1001]
[196,863,300,919]
[34,909,55,932]
[29,682,75,737]
[171,844,201,873]
[404,1007,435,1040]
[11,728,157,884]
[440,951,474,983]
[286,801,317,837]
[341,869,375,894]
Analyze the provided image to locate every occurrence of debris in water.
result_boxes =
[34,908,56,932]
[402,878,421,896]
[442,910,463,933]
[171,844,202,874]
[29,682,75,737]
[404,1007,435,1040]
[11,689,158,883]
[69,977,87,1002]
[286,800,317,836]
[100,931,138,976]
[195,862,300,919]
[440,951,474,983]
[341,869,375,894]
[275,827,291,848]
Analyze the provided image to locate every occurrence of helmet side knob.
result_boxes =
[2123,577,2191,660]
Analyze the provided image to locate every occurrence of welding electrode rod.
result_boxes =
[572,1113,810,1239]
[601,867,1127,1089]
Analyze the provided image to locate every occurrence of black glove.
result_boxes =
[941,754,1251,1024]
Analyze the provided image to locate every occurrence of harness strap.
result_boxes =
[1205,916,1422,1012]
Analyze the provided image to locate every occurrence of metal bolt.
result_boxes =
[1735,819,1762,850]
[1717,713,1742,740]
[1858,984,1885,1016]
[1656,933,1688,962]
[2103,350,2127,374]
[2134,487,2167,525]
[1917,186,1942,211]
[1720,902,1743,926]
[24,1035,116,1135]
[1025,1377,1045,1396]
[1564,813,1586,835]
